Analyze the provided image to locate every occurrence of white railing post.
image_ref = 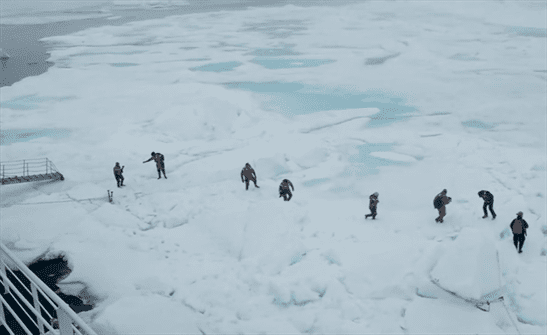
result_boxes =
[0,258,7,295]
[0,243,98,335]
[31,282,45,334]
[0,257,7,326]
[0,296,5,327]
[57,308,73,335]
[23,160,25,176]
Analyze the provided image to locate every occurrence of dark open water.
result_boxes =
[0,0,358,88]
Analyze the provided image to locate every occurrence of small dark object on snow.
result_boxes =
[365,192,379,219]
[279,179,294,201]
[478,190,496,219]
[143,152,167,179]
[241,163,259,190]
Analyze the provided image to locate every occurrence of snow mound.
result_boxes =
[430,228,500,301]
[92,295,204,334]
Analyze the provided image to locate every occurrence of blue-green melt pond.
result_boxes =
[250,58,335,69]
[1,94,77,110]
[223,81,416,127]
[189,61,242,72]
[1,128,71,145]
[346,143,412,177]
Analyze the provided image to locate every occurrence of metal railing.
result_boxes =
[0,242,97,335]
[0,158,61,178]
[1,158,64,185]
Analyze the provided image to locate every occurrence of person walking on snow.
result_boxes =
[510,211,529,253]
[433,189,451,223]
[365,192,379,219]
[143,152,167,179]
[113,162,125,187]
[241,163,259,190]
[279,179,294,201]
[478,190,496,219]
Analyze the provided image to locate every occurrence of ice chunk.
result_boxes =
[430,228,500,301]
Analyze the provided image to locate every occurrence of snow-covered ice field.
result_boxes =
[1,0,546,333]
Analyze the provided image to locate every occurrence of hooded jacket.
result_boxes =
[279,180,294,192]
[369,195,379,209]
[478,190,494,204]
[113,164,124,176]
[145,153,165,169]
[434,193,450,209]
[241,165,257,181]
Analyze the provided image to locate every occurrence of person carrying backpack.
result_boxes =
[113,162,125,187]
[279,179,294,201]
[365,192,379,219]
[143,152,167,179]
[478,190,496,219]
[510,211,529,253]
[433,189,451,223]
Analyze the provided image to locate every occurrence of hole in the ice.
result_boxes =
[1,128,71,145]
[189,61,242,72]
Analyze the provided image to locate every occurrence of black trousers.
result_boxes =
[513,234,525,251]
[483,202,496,217]
[365,207,377,219]
[280,189,292,201]
[115,174,124,187]
[157,168,167,178]
[244,178,257,190]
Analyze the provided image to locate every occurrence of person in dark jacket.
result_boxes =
[241,163,259,190]
[365,192,379,219]
[510,211,529,253]
[143,152,167,179]
[478,190,496,219]
[113,162,124,187]
[434,189,451,223]
[279,179,294,201]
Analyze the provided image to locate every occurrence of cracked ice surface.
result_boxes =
[0,1,545,334]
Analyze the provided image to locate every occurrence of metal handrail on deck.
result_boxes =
[0,242,97,335]
[1,158,64,185]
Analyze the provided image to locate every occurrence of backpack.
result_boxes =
[433,195,443,209]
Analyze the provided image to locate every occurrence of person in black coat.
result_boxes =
[433,189,451,223]
[279,179,294,201]
[510,211,529,253]
[478,190,496,219]
[365,192,379,219]
[241,163,259,190]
